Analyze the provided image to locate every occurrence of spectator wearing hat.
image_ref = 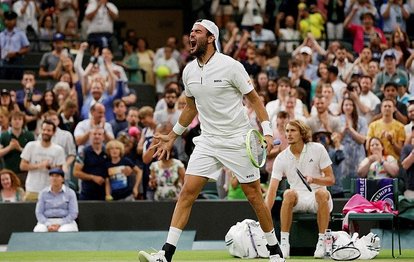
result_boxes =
[250,16,275,49]
[374,50,409,97]
[0,88,19,112]
[344,11,387,54]
[20,120,66,201]
[0,11,30,80]
[39,32,70,79]
[33,168,79,232]
[396,77,410,106]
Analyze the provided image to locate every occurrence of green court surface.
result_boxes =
[0,250,413,262]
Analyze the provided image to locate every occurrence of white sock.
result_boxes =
[264,228,278,246]
[166,227,182,247]
[280,232,289,244]
[318,233,324,241]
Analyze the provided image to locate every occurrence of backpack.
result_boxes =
[225,219,269,258]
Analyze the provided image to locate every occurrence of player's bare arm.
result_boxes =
[245,89,273,154]
[152,96,198,160]
[306,166,335,186]
[265,177,280,211]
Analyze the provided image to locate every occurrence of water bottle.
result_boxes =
[324,229,333,259]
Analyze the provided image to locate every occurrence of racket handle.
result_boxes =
[273,139,281,145]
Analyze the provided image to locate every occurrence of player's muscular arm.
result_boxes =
[177,96,198,127]
[245,90,269,123]
[308,166,335,186]
[265,178,280,211]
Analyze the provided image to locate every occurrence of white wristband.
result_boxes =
[261,121,273,136]
[173,122,187,136]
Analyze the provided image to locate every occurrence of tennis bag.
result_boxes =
[225,219,269,258]
[331,231,380,260]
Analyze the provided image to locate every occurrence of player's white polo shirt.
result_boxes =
[272,142,332,191]
[182,52,253,137]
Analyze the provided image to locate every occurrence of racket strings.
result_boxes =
[249,132,265,165]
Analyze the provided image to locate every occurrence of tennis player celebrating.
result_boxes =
[265,120,335,259]
[138,19,284,262]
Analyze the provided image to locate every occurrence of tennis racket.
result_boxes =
[246,129,267,168]
[331,233,361,261]
[296,168,312,192]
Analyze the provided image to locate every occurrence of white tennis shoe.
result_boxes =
[138,250,167,262]
[269,254,285,262]
[314,237,325,258]
[280,242,290,258]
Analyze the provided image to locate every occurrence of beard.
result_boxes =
[167,102,175,109]
[42,134,52,142]
[191,38,208,59]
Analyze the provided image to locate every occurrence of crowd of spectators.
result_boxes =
[0,0,414,206]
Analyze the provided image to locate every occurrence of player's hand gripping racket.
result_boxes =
[296,168,312,192]
[246,129,267,168]
[330,233,361,261]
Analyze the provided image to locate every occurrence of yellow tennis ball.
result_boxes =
[156,65,170,78]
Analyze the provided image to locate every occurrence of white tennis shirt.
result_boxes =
[272,142,332,191]
[182,52,253,136]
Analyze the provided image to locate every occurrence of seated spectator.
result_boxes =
[0,88,19,112]
[153,45,180,99]
[0,169,25,202]
[148,123,185,201]
[58,100,79,134]
[38,13,56,52]
[250,16,275,49]
[33,168,78,232]
[154,88,181,126]
[401,130,414,200]
[105,140,142,201]
[0,110,35,185]
[63,18,81,49]
[306,95,343,134]
[0,11,30,80]
[20,120,66,201]
[0,107,10,132]
[73,127,107,200]
[357,137,399,179]
[240,45,261,79]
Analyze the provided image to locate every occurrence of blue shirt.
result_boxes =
[0,27,29,60]
[77,145,108,200]
[35,185,78,225]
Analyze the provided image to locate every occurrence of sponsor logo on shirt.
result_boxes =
[246,174,255,179]
[214,80,222,83]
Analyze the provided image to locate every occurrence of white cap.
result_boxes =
[253,16,263,25]
[300,46,313,55]
[194,19,220,52]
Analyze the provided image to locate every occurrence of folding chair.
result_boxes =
[348,178,401,258]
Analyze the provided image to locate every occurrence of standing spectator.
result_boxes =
[275,15,300,53]
[33,168,78,232]
[37,14,56,52]
[13,0,41,35]
[0,11,30,80]
[84,0,118,50]
[210,0,237,29]
[39,32,69,80]
[238,0,266,31]
[344,0,378,26]
[42,110,76,180]
[0,111,34,185]
[339,97,367,179]
[344,11,387,54]
[154,88,181,126]
[74,103,114,154]
[137,37,155,86]
[372,82,408,124]
[110,99,128,137]
[297,4,326,42]
[153,46,180,99]
[104,140,142,201]
[0,169,25,202]
[118,39,142,84]
[55,0,79,33]
[20,120,66,201]
[73,127,107,200]
[367,98,406,160]
[325,0,345,42]
[380,0,410,36]
[154,36,182,67]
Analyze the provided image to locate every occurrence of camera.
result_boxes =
[25,88,33,102]
[346,84,354,92]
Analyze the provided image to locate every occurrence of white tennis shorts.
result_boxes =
[186,135,260,183]
[292,189,333,213]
